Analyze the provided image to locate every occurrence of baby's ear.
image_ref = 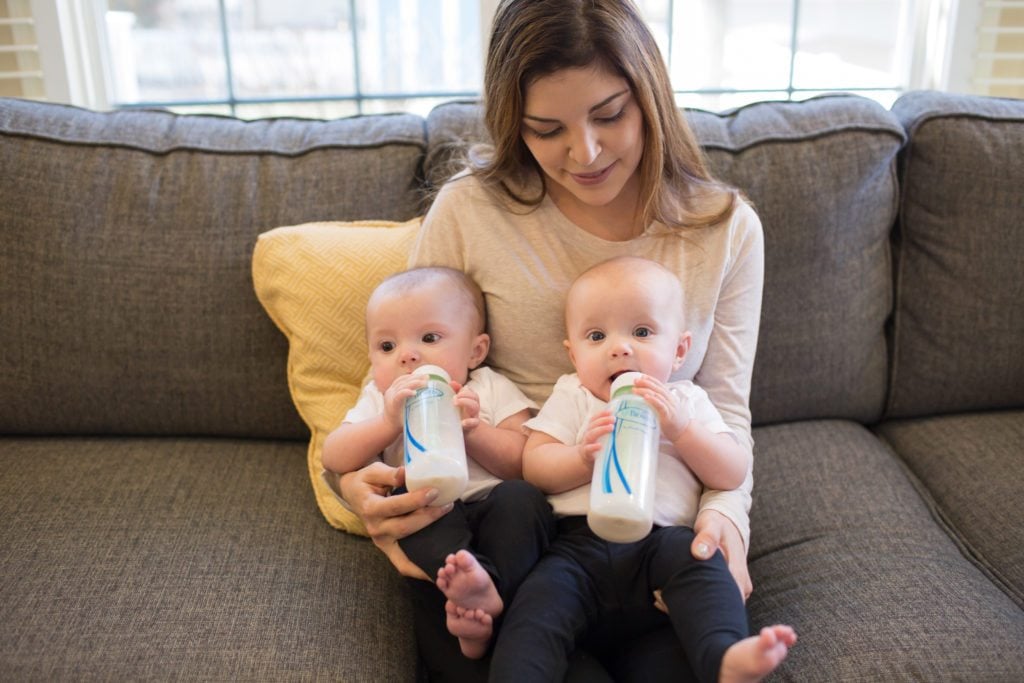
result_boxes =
[468,333,491,369]
[563,339,579,368]
[673,331,692,370]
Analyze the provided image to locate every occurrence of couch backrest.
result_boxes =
[426,96,906,426]
[11,92,1009,438]
[0,99,425,438]
[886,91,1024,419]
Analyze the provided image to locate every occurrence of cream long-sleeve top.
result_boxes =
[409,173,764,548]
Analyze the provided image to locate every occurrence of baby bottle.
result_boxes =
[402,364,468,506]
[587,372,660,543]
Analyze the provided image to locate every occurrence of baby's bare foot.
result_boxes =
[719,625,796,683]
[436,550,503,616]
[436,550,503,659]
[444,600,494,659]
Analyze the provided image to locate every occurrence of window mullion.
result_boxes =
[216,0,237,116]
[350,0,363,114]
[787,0,801,100]
[667,0,674,73]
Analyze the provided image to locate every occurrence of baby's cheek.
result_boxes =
[372,366,396,394]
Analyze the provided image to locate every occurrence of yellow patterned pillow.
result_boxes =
[252,218,422,535]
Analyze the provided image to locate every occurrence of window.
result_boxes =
[1,0,43,100]
[17,0,1011,116]
[104,0,483,118]
[970,0,1024,98]
[640,0,920,109]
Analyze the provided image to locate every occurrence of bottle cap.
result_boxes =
[610,371,644,399]
[412,364,451,382]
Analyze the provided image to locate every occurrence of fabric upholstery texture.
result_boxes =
[0,98,425,439]
[876,411,1024,605]
[422,101,489,191]
[748,420,1024,680]
[0,437,417,681]
[252,219,421,534]
[888,91,1024,418]
[688,96,905,426]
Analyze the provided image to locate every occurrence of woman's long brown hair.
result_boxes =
[471,0,737,231]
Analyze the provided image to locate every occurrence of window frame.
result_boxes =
[34,0,975,114]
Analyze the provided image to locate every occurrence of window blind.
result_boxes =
[974,0,1024,97]
[0,0,43,99]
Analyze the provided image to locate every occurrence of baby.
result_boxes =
[489,256,796,683]
[322,266,554,659]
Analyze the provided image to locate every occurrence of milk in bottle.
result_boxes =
[403,365,468,506]
[587,372,660,543]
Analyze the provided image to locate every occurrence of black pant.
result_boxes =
[489,517,750,683]
[410,579,690,683]
[402,480,557,681]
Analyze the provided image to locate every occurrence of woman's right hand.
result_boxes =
[339,461,453,550]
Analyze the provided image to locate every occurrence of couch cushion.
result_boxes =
[423,100,489,191]
[887,91,1024,418]
[252,219,421,534]
[0,437,417,680]
[748,420,1024,680]
[691,96,904,426]
[425,96,905,426]
[0,98,425,439]
[876,410,1024,605]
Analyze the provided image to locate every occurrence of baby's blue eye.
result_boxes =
[587,331,605,342]
[422,333,440,344]
[634,327,652,338]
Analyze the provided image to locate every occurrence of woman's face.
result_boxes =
[521,64,644,219]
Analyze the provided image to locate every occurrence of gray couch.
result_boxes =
[1,91,1022,681]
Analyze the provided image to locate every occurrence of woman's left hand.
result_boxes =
[692,508,752,600]
[653,508,752,614]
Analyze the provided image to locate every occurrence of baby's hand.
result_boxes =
[451,381,481,434]
[633,375,693,442]
[382,373,425,430]
[580,410,615,468]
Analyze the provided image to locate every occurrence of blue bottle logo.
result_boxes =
[403,384,445,464]
[601,400,656,494]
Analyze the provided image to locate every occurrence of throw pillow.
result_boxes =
[252,218,422,535]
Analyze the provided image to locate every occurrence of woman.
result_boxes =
[340,1,763,679]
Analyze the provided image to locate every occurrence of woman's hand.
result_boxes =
[653,508,752,614]
[692,508,753,600]
[338,461,453,551]
[655,507,753,614]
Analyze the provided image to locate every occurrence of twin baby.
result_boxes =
[322,256,795,683]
